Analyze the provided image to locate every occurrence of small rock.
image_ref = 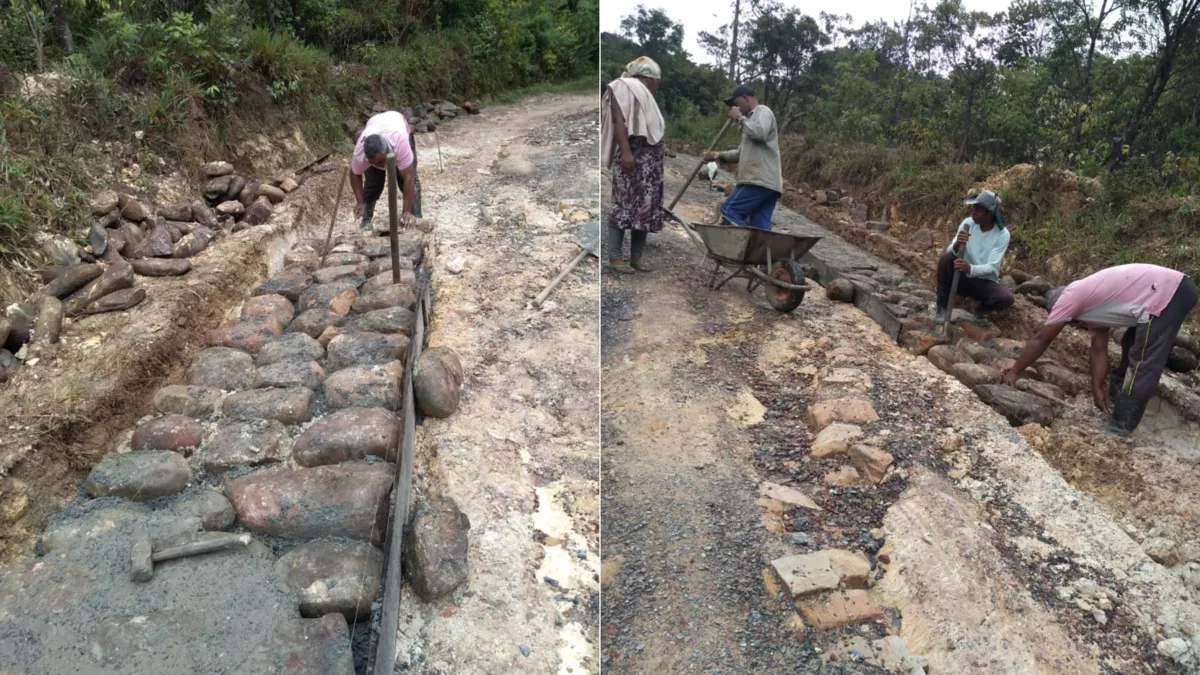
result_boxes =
[951,362,1002,387]
[256,360,325,390]
[40,264,103,299]
[126,220,174,259]
[848,445,894,484]
[974,384,1059,426]
[279,177,299,193]
[244,197,273,226]
[240,294,295,326]
[299,282,359,316]
[257,184,286,204]
[1144,537,1181,566]
[322,252,368,268]
[225,463,393,542]
[1157,637,1191,664]
[172,490,236,531]
[791,532,809,545]
[200,420,288,473]
[414,347,463,418]
[361,269,417,293]
[926,345,971,373]
[131,414,204,454]
[353,284,417,313]
[159,202,193,222]
[271,614,355,674]
[1035,363,1087,396]
[1016,277,1052,295]
[824,466,860,486]
[292,407,399,467]
[216,200,245,217]
[256,274,313,302]
[365,256,413,277]
[327,332,408,371]
[900,330,938,355]
[344,306,415,335]
[275,539,384,620]
[236,178,257,207]
[404,498,470,600]
[1093,609,1108,625]
[33,296,63,345]
[807,397,878,432]
[154,385,224,417]
[191,200,218,228]
[811,423,862,458]
[210,315,285,354]
[222,387,313,425]
[912,229,934,249]
[865,221,890,232]
[131,258,192,277]
[324,361,403,409]
[313,265,367,287]
[257,332,324,366]
[119,196,147,222]
[173,227,213,258]
[288,309,347,338]
[187,347,257,391]
[88,222,110,256]
[825,278,856,303]
[1168,346,1199,373]
[205,161,234,177]
[85,450,191,500]
[90,191,120,216]
[446,257,465,274]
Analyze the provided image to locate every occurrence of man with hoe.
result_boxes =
[351,110,419,231]
[1003,264,1197,436]
[703,85,782,231]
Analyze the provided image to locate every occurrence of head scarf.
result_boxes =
[622,56,662,81]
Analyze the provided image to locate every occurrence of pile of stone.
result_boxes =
[0,160,298,385]
[346,100,481,139]
[30,230,467,668]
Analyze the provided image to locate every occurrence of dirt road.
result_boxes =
[600,156,1200,674]
[391,93,600,673]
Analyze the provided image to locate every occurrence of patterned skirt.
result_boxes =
[608,136,665,233]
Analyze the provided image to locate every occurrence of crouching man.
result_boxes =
[1002,264,1198,436]
[351,110,419,230]
[935,190,1014,325]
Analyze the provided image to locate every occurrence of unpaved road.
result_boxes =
[0,92,600,673]
[392,93,600,673]
[600,155,1200,674]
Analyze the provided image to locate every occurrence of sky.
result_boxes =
[601,0,1012,66]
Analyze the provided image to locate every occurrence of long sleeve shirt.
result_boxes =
[718,105,783,194]
[944,217,1010,282]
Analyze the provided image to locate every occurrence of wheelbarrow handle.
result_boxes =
[533,248,591,309]
[668,118,735,211]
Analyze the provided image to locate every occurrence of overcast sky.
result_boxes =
[601,0,1013,66]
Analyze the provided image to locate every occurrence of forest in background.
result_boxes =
[0,0,597,295]
[602,0,1200,282]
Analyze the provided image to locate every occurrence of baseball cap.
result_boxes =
[724,84,754,107]
[964,190,1006,227]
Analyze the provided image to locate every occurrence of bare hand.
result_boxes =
[1002,367,1020,387]
[353,202,364,219]
[953,259,970,273]
[400,212,417,227]
[728,106,743,121]
[1093,387,1109,412]
[956,230,970,246]
[620,151,635,173]
[702,151,719,163]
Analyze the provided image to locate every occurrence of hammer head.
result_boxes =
[131,535,153,582]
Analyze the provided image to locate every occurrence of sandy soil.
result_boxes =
[390,93,600,674]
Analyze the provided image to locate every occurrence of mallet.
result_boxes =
[131,532,252,582]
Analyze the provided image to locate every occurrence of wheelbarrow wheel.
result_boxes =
[766,260,807,313]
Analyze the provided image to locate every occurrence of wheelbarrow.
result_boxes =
[664,209,820,313]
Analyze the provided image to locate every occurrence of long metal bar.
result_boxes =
[370,280,426,675]
[387,153,401,284]
[667,118,734,211]
[317,166,348,268]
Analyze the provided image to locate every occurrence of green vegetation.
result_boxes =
[0,0,597,298]
[603,0,1200,282]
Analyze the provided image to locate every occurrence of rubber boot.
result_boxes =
[1105,393,1148,437]
[359,201,376,231]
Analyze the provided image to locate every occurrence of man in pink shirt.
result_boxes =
[1002,264,1197,435]
[350,111,420,230]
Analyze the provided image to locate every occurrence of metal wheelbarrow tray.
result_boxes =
[689,222,821,313]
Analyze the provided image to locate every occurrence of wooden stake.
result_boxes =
[435,131,443,172]
[318,166,348,267]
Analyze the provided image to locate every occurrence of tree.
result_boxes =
[1105,0,1200,168]
[741,6,829,130]
[619,4,685,58]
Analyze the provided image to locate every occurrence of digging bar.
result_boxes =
[318,165,349,268]
[532,220,599,309]
[942,246,965,336]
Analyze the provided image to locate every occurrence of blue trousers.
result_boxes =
[721,184,780,231]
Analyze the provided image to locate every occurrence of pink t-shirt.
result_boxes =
[351,112,414,176]
[1046,264,1185,327]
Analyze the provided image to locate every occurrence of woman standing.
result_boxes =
[601,57,665,274]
